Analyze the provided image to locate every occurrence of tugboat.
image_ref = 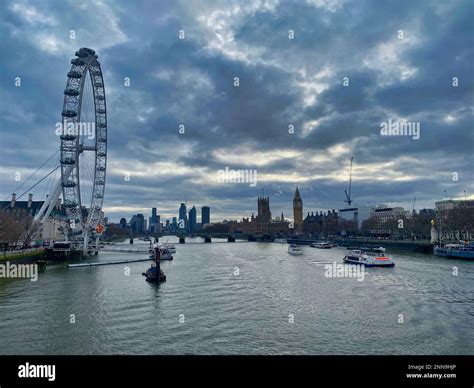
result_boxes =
[143,246,166,282]
[343,250,395,267]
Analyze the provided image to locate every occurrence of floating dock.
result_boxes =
[68,257,151,268]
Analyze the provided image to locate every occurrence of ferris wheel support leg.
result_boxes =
[34,165,74,223]
[83,230,89,254]
[34,176,62,222]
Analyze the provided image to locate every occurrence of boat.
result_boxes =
[149,244,173,260]
[288,244,303,255]
[434,242,474,259]
[360,245,386,253]
[143,263,166,282]
[159,248,173,260]
[310,242,332,249]
[274,238,287,243]
[343,250,395,267]
[159,243,176,254]
[143,246,166,282]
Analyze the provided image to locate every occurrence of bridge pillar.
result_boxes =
[228,236,235,242]
[179,236,185,244]
[204,236,212,243]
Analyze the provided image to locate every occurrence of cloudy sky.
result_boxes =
[0,0,473,223]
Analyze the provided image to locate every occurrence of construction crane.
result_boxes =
[344,156,354,206]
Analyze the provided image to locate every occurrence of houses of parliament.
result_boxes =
[227,187,338,235]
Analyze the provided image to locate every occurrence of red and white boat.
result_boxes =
[343,250,394,267]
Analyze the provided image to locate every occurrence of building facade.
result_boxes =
[227,195,289,235]
[130,214,145,235]
[189,206,197,233]
[0,193,67,244]
[257,196,271,222]
[201,206,210,225]
[435,199,474,241]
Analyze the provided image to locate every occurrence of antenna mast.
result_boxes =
[344,156,354,206]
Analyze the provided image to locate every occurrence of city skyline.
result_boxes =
[0,0,473,223]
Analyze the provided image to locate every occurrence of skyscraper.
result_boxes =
[201,206,210,225]
[149,207,159,232]
[130,214,145,234]
[189,206,197,233]
[293,187,303,234]
[179,203,187,223]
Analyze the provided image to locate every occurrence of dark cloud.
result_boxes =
[0,0,472,222]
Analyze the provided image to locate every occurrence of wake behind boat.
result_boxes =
[343,250,395,267]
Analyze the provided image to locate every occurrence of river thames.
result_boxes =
[0,238,472,355]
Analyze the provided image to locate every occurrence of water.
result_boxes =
[0,237,473,355]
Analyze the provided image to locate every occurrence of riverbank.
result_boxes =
[287,237,433,253]
[0,248,45,263]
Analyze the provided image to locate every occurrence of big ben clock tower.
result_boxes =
[293,187,303,234]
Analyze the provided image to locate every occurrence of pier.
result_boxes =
[68,257,152,268]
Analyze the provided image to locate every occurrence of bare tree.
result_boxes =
[0,212,23,247]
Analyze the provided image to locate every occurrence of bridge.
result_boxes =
[152,232,273,244]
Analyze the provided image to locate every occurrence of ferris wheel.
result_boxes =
[34,47,107,251]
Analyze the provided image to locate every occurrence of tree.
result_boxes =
[0,212,23,246]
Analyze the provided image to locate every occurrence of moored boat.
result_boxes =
[274,238,287,243]
[310,242,332,249]
[158,243,176,254]
[288,244,303,255]
[434,242,474,259]
[149,244,173,260]
[343,250,395,267]
[360,245,386,253]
